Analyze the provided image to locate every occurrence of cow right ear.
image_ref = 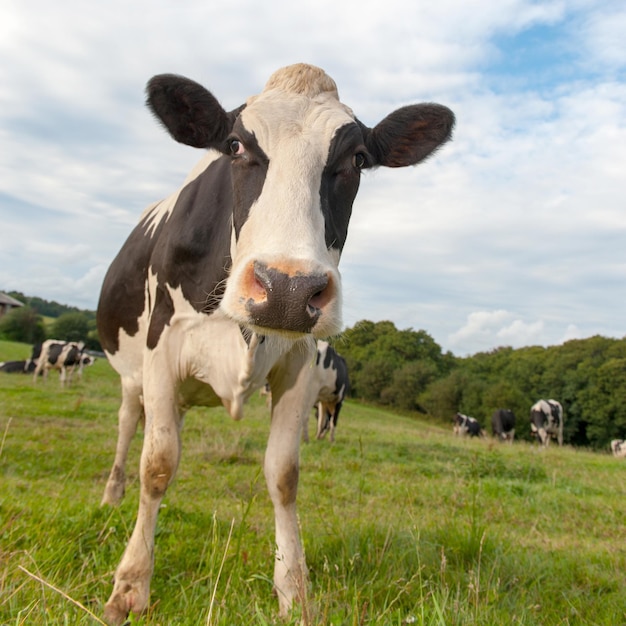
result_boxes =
[364,104,455,168]
[146,74,242,150]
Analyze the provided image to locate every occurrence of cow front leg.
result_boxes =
[104,384,181,624]
[266,344,317,615]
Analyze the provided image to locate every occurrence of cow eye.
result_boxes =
[229,139,245,156]
[353,152,367,169]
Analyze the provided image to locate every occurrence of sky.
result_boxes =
[1,0,625,356]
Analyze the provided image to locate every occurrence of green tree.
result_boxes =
[0,306,46,344]
[51,312,90,343]
[579,357,626,448]
[354,357,394,402]
[381,360,438,411]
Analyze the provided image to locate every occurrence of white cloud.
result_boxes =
[560,324,582,343]
[0,0,624,355]
[447,310,546,354]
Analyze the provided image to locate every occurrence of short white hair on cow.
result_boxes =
[96,62,454,624]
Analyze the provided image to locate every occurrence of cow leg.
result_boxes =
[329,402,342,443]
[266,343,316,616]
[102,380,144,506]
[315,402,327,440]
[32,362,45,383]
[104,367,182,624]
[328,409,336,442]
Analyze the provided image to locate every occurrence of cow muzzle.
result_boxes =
[242,260,335,333]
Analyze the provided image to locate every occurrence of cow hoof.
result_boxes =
[104,580,148,626]
[103,598,130,626]
[101,490,124,507]
[101,481,125,506]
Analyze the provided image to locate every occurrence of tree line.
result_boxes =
[333,320,626,450]
[0,291,100,350]
[3,293,624,450]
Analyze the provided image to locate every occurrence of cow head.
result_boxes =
[147,64,454,338]
[530,409,548,444]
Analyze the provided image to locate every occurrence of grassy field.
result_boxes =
[1,339,626,625]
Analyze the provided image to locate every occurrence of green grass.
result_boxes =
[2,339,626,625]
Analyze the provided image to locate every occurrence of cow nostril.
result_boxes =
[247,262,271,302]
[308,289,327,313]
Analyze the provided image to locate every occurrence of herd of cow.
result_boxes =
[453,399,564,446]
[0,339,95,385]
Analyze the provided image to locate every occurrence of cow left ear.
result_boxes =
[146,74,244,150]
[364,104,455,168]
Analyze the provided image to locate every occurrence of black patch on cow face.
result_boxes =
[227,122,269,239]
[320,123,370,251]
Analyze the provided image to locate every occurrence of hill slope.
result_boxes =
[1,339,625,624]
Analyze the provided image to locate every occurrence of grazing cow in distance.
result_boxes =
[453,413,484,438]
[32,340,86,386]
[611,439,626,458]
[96,63,454,624]
[491,408,516,442]
[530,399,564,446]
[303,340,350,443]
[0,359,36,373]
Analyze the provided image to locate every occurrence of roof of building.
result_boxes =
[0,292,24,307]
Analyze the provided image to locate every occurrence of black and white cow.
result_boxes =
[0,359,36,373]
[610,439,626,458]
[491,408,516,442]
[303,340,350,443]
[96,63,454,624]
[453,413,484,437]
[32,340,86,386]
[530,399,564,446]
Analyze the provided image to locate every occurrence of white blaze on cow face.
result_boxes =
[220,68,356,338]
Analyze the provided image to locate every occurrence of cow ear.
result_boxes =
[146,74,242,149]
[365,104,455,168]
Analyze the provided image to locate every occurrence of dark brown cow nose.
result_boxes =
[246,261,331,333]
